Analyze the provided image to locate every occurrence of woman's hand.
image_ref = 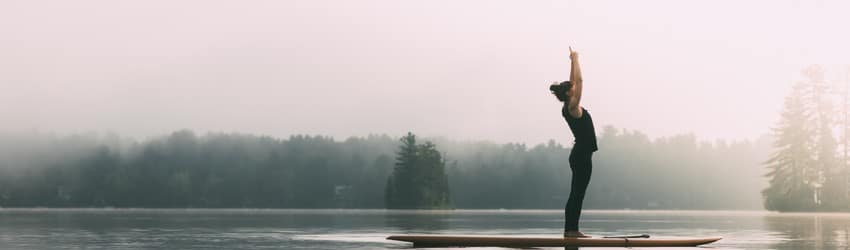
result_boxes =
[569,46,579,61]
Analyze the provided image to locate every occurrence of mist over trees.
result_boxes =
[0,128,767,210]
[763,66,850,212]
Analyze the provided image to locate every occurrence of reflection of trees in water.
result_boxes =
[764,214,850,250]
[385,211,449,232]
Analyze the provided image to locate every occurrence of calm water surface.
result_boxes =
[0,209,848,249]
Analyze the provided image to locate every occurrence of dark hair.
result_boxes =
[549,81,572,102]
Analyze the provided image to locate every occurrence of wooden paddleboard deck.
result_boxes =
[387,235,722,248]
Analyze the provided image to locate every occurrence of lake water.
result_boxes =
[0,209,847,249]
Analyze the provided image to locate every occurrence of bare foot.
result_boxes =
[563,231,591,238]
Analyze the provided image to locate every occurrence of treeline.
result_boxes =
[0,129,767,209]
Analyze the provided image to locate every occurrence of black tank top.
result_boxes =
[563,106,598,152]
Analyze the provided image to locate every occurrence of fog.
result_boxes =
[2,0,849,144]
[0,130,770,209]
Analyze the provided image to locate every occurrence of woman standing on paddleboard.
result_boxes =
[550,47,597,238]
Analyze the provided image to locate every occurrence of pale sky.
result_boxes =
[2,0,849,145]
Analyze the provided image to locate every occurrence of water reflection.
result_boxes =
[764,213,850,250]
[384,210,449,232]
[2,209,850,249]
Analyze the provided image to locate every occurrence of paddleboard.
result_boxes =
[387,234,722,248]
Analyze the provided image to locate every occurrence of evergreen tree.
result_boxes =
[416,141,450,208]
[763,82,817,211]
[386,132,417,208]
[385,132,451,209]
[805,66,836,209]
[797,66,847,211]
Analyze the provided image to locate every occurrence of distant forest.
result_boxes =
[0,128,768,210]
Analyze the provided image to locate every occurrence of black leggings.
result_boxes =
[565,148,593,231]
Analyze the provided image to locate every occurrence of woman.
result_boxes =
[549,47,597,238]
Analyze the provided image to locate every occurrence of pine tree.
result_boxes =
[416,141,450,208]
[386,132,417,208]
[801,66,850,211]
[385,132,451,209]
[763,82,817,211]
[805,66,835,209]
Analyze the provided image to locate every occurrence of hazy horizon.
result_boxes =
[3,0,850,145]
